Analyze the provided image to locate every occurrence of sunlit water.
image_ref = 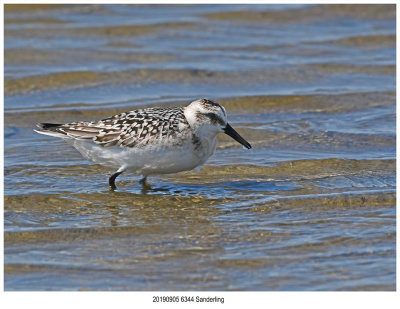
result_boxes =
[4,4,396,291]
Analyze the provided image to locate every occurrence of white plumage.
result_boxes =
[35,98,251,189]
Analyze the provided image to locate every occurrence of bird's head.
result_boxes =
[184,98,251,149]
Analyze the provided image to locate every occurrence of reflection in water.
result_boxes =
[4,4,396,290]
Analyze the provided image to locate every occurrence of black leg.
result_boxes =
[109,171,123,190]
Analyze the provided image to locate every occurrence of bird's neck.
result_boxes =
[192,126,218,160]
[194,124,218,142]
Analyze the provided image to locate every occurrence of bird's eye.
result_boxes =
[204,113,224,125]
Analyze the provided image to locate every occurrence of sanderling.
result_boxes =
[35,98,251,190]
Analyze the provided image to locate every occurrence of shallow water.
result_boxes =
[4,4,396,291]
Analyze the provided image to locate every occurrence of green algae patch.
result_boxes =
[5,71,105,95]
[204,4,395,23]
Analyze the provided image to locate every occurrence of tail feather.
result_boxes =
[36,123,63,130]
[35,122,100,140]
[35,123,67,138]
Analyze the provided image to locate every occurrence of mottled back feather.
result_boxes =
[39,107,191,148]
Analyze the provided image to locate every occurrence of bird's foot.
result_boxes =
[139,176,151,189]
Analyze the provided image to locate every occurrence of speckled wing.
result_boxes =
[49,107,190,148]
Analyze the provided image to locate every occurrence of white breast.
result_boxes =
[66,134,217,176]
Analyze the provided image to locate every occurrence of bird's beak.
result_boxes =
[223,123,252,149]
